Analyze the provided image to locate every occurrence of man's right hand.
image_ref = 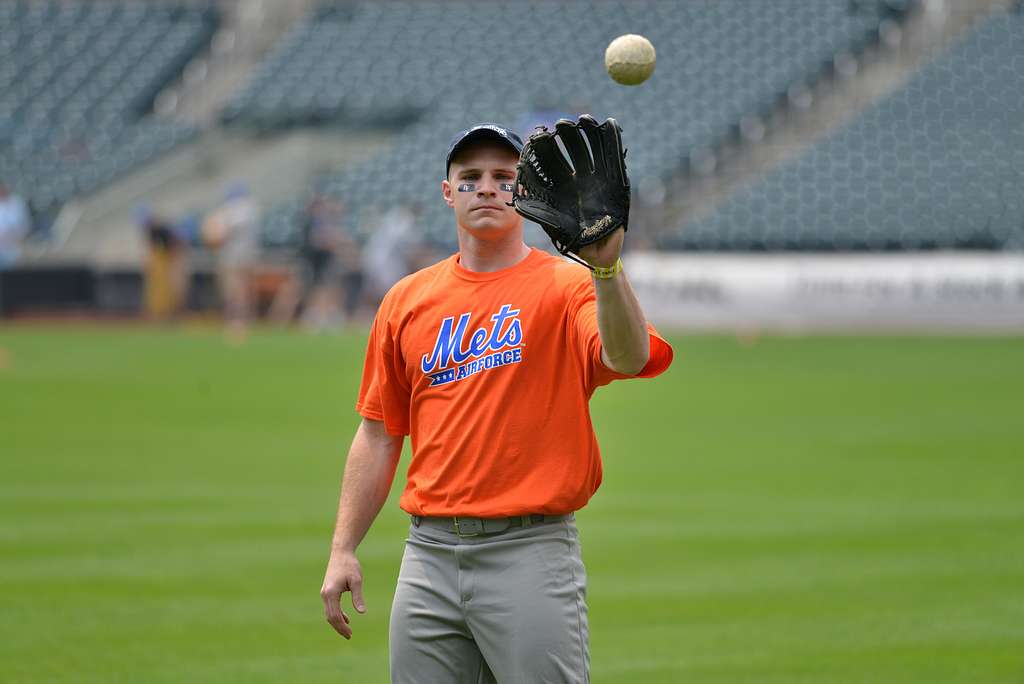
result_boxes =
[321,550,366,639]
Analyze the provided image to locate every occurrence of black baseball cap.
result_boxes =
[445,123,524,175]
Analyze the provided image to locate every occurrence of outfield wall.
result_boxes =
[5,254,1024,331]
[626,253,1024,332]
[0,266,219,317]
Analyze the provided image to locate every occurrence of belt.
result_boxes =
[411,513,573,537]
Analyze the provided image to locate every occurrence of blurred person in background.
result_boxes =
[300,192,362,331]
[335,228,365,324]
[136,204,187,321]
[0,183,30,269]
[203,182,260,344]
[362,203,417,306]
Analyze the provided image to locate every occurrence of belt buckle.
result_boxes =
[453,517,482,537]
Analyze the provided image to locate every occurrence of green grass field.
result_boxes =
[1,326,1022,683]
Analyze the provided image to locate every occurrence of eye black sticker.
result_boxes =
[457,182,515,193]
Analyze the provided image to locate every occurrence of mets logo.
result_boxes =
[421,304,524,387]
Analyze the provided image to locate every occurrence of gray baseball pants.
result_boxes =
[389,514,590,683]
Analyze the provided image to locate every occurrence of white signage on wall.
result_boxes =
[625,252,1024,331]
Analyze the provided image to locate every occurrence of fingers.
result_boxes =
[321,584,351,639]
[526,133,574,187]
[338,609,354,640]
[554,119,595,176]
[321,580,361,640]
[322,586,352,639]
[577,115,607,176]
[597,117,628,189]
[350,576,366,614]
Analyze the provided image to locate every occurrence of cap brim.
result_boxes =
[446,128,523,174]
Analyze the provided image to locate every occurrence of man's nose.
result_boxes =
[476,177,498,196]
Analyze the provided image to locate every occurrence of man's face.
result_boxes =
[442,141,521,238]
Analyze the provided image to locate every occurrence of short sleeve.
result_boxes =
[566,276,674,393]
[355,299,412,435]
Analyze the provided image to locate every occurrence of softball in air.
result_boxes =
[605,34,656,86]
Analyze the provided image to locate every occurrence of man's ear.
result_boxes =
[441,179,455,208]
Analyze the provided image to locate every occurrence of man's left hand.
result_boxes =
[578,226,625,270]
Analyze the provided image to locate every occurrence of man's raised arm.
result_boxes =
[579,227,650,376]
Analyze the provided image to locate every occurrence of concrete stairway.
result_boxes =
[156,0,317,127]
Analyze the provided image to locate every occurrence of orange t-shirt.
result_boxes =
[356,247,673,517]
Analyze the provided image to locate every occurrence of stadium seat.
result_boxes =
[221,0,891,250]
[0,0,217,217]
[668,10,1024,251]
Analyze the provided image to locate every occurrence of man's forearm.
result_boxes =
[593,268,650,375]
[331,418,404,553]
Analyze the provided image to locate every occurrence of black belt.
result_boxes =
[411,513,573,537]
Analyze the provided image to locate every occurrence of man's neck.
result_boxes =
[456,229,531,273]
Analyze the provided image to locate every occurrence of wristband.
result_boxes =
[591,257,623,280]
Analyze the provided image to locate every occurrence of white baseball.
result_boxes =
[605,34,656,86]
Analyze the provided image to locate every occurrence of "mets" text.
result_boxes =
[421,305,524,385]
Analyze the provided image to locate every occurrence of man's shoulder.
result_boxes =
[381,255,456,309]
[532,249,592,293]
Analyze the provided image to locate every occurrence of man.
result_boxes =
[362,202,416,306]
[321,121,673,682]
[0,183,30,269]
[203,182,259,344]
[136,204,187,321]
[300,192,353,331]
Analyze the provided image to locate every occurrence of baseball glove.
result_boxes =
[510,115,630,268]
